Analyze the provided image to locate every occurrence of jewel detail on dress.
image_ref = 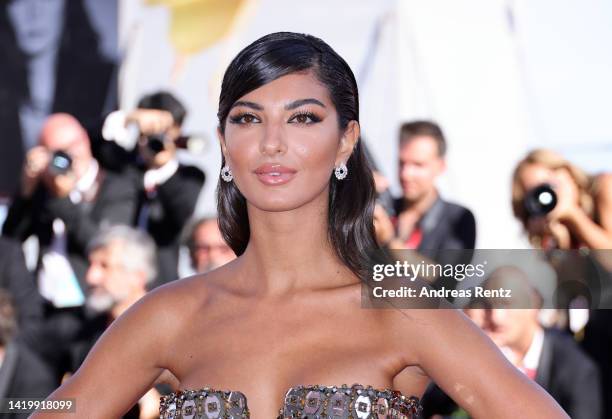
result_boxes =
[159,383,422,418]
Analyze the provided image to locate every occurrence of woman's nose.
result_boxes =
[259,123,287,156]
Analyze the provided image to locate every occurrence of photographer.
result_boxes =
[2,114,139,304]
[512,148,612,250]
[102,91,205,287]
[1,113,139,380]
[513,149,612,418]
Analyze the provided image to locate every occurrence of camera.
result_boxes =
[48,151,72,176]
[143,133,167,154]
[142,132,206,155]
[524,183,557,217]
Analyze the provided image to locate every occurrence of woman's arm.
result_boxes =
[395,307,569,419]
[29,284,183,419]
[552,173,612,249]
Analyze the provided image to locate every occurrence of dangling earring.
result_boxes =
[334,162,348,180]
[220,164,233,182]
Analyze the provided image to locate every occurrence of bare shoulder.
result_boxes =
[123,274,207,330]
[138,265,236,325]
[29,267,237,419]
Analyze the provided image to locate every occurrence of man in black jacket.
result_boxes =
[390,120,476,252]
[2,114,139,379]
[87,92,205,287]
[2,113,139,303]
[481,268,602,419]
[373,121,476,293]
[422,266,602,419]
[129,92,205,287]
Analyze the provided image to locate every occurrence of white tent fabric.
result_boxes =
[118,0,612,249]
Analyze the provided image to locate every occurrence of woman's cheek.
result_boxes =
[294,132,338,168]
[227,131,257,162]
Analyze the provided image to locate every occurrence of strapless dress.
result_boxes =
[159,383,422,418]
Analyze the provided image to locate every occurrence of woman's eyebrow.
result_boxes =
[231,101,263,110]
[285,98,326,110]
[230,98,326,111]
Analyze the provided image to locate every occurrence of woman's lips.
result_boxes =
[254,164,297,186]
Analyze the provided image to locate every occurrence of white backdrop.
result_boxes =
[118,0,612,249]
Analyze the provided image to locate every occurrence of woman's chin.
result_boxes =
[249,200,304,213]
[246,195,320,213]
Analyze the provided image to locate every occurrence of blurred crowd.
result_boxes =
[372,121,612,419]
[0,104,610,418]
[0,91,237,419]
[0,2,610,419]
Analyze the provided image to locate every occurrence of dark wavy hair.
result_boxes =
[216,31,378,282]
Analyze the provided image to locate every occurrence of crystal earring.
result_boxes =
[220,164,233,182]
[334,163,348,180]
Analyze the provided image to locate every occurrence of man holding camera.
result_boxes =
[3,113,139,304]
[101,91,205,287]
[2,113,139,379]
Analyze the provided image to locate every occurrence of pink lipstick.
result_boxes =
[254,163,297,186]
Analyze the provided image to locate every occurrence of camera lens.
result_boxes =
[48,151,72,175]
[145,134,166,154]
[524,183,557,217]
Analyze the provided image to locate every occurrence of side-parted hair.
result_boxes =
[216,31,378,282]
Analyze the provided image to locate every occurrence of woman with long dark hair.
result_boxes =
[33,32,568,419]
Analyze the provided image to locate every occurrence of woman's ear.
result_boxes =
[335,120,360,166]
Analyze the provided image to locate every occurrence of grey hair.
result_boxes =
[88,225,158,283]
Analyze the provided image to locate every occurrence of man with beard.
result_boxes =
[74,225,176,418]
[83,225,155,322]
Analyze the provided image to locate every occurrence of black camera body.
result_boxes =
[144,133,167,155]
[48,151,72,176]
[524,183,557,217]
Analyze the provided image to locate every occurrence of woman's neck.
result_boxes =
[236,194,357,296]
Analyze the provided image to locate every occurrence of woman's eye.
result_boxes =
[229,113,259,124]
[289,112,321,124]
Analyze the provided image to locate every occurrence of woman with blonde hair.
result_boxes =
[512,148,612,249]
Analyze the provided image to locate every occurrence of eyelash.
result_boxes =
[289,111,321,124]
[228,112,259,124]
[227,111,322,125]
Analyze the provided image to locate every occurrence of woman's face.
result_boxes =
[219,72,358,212]
[7,0,66,56]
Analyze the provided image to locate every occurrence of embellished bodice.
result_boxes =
[159,383,422,418]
